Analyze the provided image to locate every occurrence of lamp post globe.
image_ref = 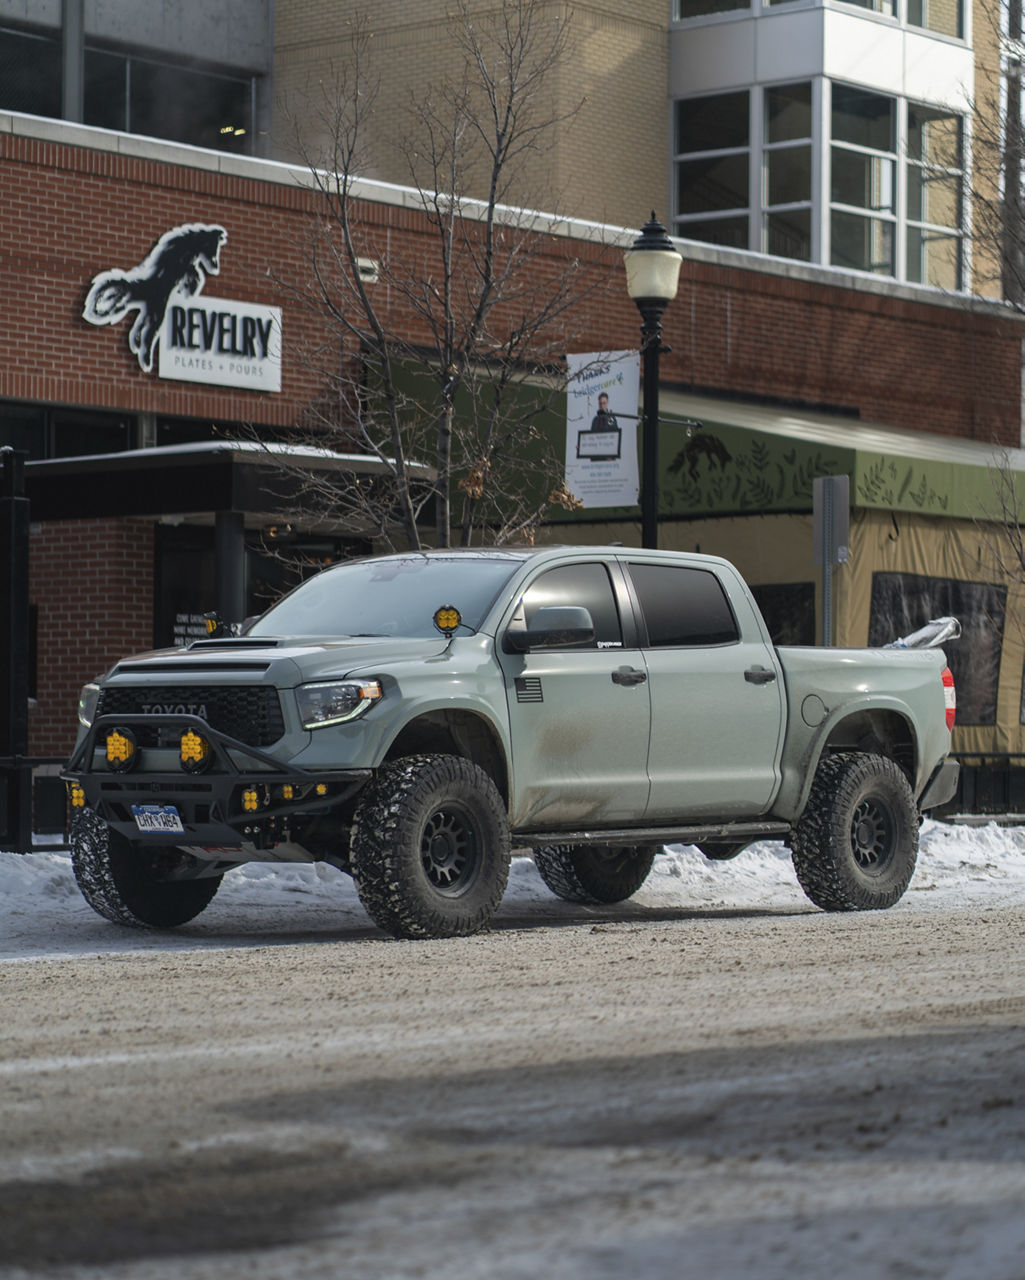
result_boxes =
[624,213,682,549]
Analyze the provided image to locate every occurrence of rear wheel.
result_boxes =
[790,752,918,911]
[350,754,511,939]
[70,808,222,928]
[532,844,656,904]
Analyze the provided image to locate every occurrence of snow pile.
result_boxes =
[1,818,1023,960]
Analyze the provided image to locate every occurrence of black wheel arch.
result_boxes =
[384,709,509,805]
[796,709,917,819]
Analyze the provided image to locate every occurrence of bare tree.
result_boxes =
[267,2,607,553]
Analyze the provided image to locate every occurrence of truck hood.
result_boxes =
[104,635,453,687]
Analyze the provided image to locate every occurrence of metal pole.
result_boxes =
[215,510,246,625]
[640,314,663,550]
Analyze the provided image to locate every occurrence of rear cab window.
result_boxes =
[626,562,740,647]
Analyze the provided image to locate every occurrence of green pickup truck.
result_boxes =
[64,546,958,939]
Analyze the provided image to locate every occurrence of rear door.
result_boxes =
[497,559,651,830]
[623,559,785,821]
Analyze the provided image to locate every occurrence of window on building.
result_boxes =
[0,26,254,155]
[750,583,816,645]
[674,0,750,16]
[0,26,61,117]
[907,0,963,38]
[837,0,895,16]
[673,79,966,287]
[674,91,750,248]
[0,402,135,459]
[764,82,813,261]
[830,85,897,274]
[906,105,963,288]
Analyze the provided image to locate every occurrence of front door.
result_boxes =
[497,561,651,831]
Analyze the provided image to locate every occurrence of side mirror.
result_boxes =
[504,605,595,653]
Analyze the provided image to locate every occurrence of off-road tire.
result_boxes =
[790,752,918,912]
[70,808,222,928]
[531,844,656,904]
[349,754,511,939]
[697,842,750,861]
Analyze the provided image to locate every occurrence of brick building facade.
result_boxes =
[3,110,1023,759]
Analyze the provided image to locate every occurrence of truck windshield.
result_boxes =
[247,553,528,639]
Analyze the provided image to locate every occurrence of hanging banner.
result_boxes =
[565,351,640,509]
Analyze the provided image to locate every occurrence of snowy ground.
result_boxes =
[3,818,1025,958]
[4,820,1025,1279]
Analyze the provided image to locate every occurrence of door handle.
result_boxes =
[612,667,647,686]
[745,665,777,684]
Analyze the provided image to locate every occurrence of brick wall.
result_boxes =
[30,519,155,756]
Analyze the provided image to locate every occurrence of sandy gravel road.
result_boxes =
[3,893,1025,1279]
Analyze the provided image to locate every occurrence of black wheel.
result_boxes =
[531,844,656,904]
[790,752,918,912]
[70,808,222,928]
[697,842,749,861]
[349,754,511,939]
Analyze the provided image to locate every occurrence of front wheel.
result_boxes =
[349,754,511,939]
[532,844,656,904]
[70,808,222,928]
[790,752,918,912]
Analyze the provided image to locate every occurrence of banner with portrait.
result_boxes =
[564,350,640,509]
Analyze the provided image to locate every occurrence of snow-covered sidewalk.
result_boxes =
[2,819,1024,960]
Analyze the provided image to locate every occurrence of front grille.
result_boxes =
[98,685,285,747]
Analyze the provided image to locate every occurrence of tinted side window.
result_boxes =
[629,563,739,647]
[522,563,623,649]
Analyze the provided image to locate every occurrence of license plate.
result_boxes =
[131,804,185,836]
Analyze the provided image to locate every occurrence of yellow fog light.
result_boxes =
[434,605,461,636]
[68,783,85,808]
[315,782,328,796]
[105,728,137,772]
[281,784,295,800]
[242,787,260,813]
[180,730,212,774]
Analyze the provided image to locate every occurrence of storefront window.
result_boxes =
[868,572,1006,726]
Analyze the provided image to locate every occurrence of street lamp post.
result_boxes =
[624,213,682,550]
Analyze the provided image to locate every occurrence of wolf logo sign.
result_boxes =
[82,224,227,373]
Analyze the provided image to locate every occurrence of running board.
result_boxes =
[515,820,793,848]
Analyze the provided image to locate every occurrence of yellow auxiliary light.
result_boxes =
[180,730,212,774]
[105,728,137,773]
[242,787,260,813]
[434,605,461,637]
[281,784,295,800]
[68,783,85,808]
[315,782,328,796]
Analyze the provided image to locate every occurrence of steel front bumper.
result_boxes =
[63,713,370,847]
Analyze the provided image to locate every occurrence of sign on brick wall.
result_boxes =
[82,223,282,392]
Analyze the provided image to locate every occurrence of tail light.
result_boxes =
[942,667,956,731]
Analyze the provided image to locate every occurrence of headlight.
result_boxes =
[296,679,383,729]
[78,682,101,728]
